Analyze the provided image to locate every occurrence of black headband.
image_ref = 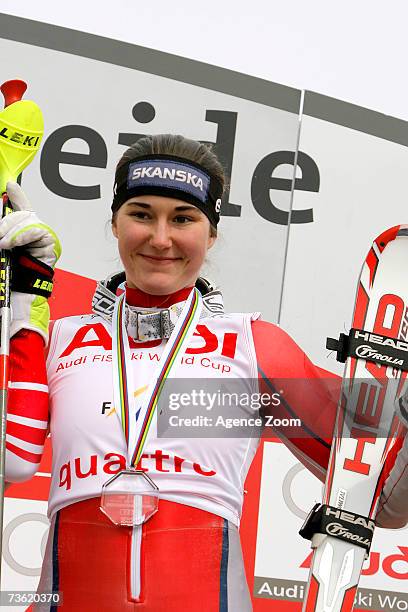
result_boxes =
[112,154,223,227]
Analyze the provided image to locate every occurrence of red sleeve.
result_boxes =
[252,319,340,482]
[6,329,49,482]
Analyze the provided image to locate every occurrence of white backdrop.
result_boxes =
[283,93,408,370]
[1,0,408,121]
[1,13,408,612]
[0,27,301,320]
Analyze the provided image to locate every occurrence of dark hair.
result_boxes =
[113,134,225,235]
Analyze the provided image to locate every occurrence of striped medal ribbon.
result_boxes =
[101,287,202,526]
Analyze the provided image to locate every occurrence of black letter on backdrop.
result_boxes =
[202,110,241,217]
[117,102,156,146]
[251,151,320,225]
[40,126,107,200]
[119,106,241,217]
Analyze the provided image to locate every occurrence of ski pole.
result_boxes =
[0,79,34,589]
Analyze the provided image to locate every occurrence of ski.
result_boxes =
[300,225,408,612]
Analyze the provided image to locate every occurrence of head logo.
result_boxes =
[215,198,222,213]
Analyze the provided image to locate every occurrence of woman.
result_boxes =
[2,134,407,611]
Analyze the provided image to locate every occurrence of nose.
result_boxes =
[149,220,172,250]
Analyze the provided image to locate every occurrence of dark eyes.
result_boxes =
[128,212,194,224]
[174,215,194,224]
[129,211,149,219]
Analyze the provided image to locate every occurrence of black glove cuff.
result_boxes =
[11,249,54,298]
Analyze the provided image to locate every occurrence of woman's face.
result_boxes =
[112,195,216,295]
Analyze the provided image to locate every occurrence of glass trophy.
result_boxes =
[100,469,159,526]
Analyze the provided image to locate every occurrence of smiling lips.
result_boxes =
[139,254,181,264]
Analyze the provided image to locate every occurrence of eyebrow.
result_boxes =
[126,202,198,212]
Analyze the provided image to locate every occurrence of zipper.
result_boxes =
[130,524,143,600]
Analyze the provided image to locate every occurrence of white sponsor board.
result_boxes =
[282,93,408,372]
[255,442,408,610]
[2,498,48,612]
[0,14,302,322]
